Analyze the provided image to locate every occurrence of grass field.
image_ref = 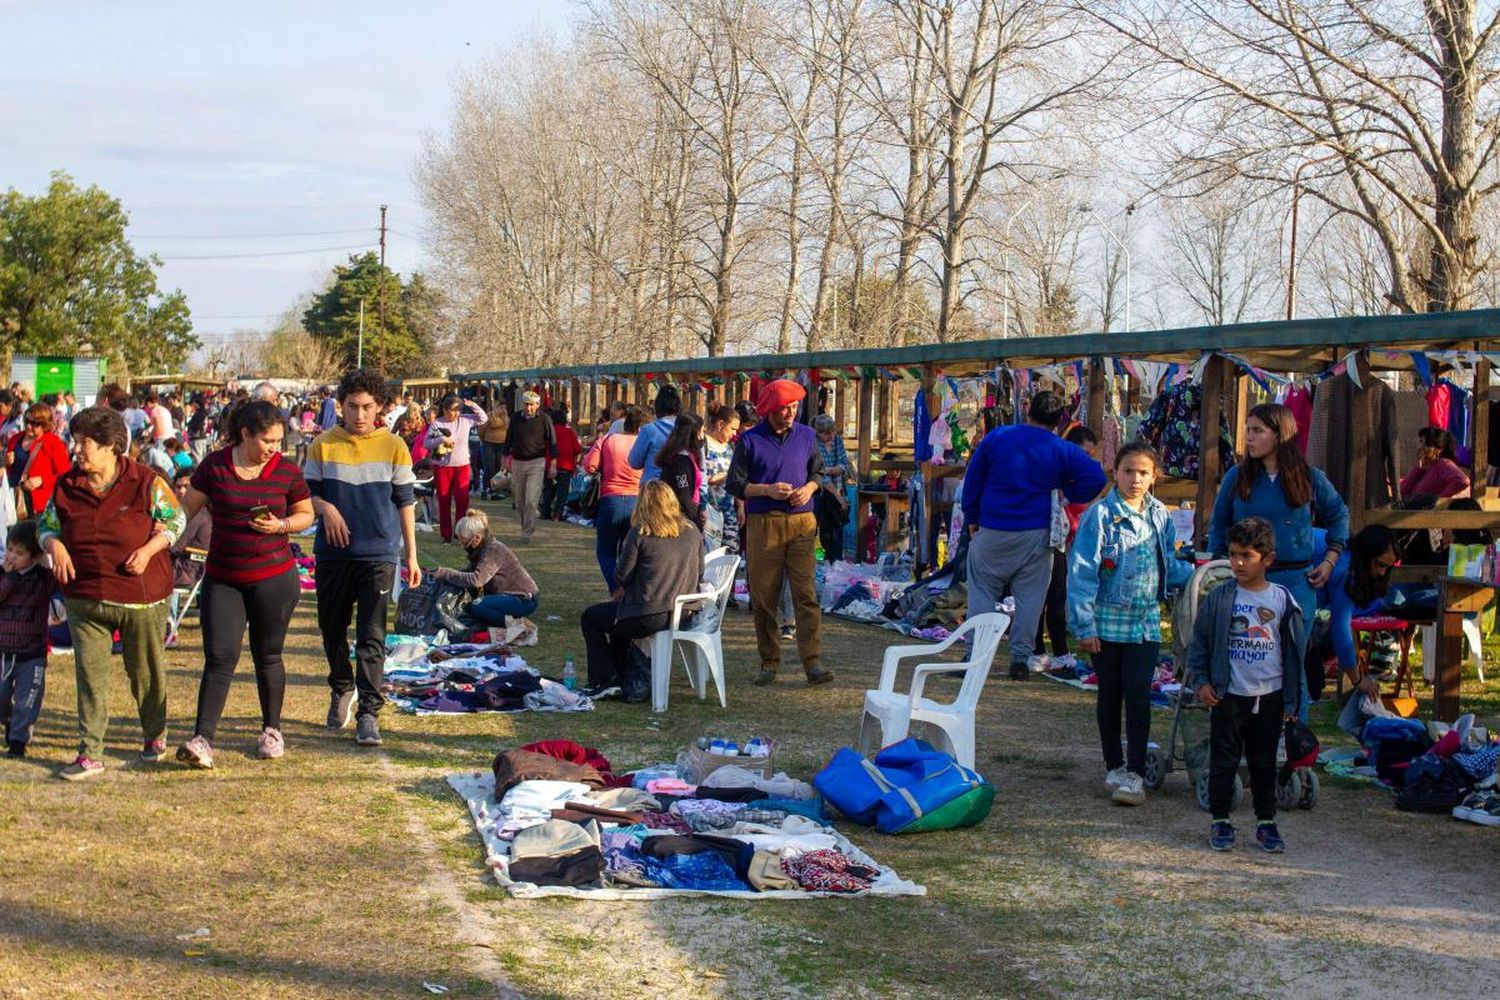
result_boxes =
[3,498,1499,999]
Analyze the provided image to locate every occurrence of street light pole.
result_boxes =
[1285,150,1344,321]
[357,299,365,368]
[1001,172,1067,337]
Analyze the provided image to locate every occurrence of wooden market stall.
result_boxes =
[454,308,1500,719]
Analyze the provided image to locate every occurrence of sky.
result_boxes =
[1,0,571,358]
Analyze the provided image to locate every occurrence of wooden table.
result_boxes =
[1435,577,1492,722]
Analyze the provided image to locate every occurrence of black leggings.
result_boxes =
[192,566,301,741]
[1209,689,1284,822]
[1033,550,1068,657]
[1093,639,1159,775]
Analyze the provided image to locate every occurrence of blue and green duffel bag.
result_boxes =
[814,738,994,834]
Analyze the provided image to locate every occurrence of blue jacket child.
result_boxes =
[1067,488,1192,642]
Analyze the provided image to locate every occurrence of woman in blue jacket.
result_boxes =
[1207,403,1349,710]
[1316,525,1401,734]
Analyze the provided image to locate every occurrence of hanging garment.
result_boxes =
[1426,380,1452,430]
[1285,385,1314,456]
[913,387,934,463]
[1442,378,1473,465]
[1392,391,1433,497]
[1137,382,1233,479]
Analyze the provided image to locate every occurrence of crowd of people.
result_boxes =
[0,366,1481,855]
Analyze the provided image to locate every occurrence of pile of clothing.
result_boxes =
[382,635,592,714]
[450,741,923,898]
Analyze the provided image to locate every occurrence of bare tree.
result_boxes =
[1086,1,1500,313]
[1157,190,1280,326]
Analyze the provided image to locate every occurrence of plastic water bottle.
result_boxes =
[562,655,577,691]
[725,741,739,757]
[709,739,727,755]
[815,543,825,562]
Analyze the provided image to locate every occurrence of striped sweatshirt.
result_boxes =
[303,425,416,563]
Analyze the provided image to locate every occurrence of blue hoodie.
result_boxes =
[960,424,1105,532]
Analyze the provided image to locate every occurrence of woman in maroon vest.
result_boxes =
[39,406,185,781]
[175,401,314,769]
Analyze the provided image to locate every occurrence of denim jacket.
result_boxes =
[1066,489,1191,641]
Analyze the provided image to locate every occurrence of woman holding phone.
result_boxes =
[174,401,316,769]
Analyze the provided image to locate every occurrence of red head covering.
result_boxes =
[755,379,806,416]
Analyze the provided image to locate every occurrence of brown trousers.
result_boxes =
[745,511,822,674]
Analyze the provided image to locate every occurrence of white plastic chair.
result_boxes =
[166,548,208,645]
[647,551,741,713]
[857,612,1010,770]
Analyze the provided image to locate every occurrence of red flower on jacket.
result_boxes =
[1102,557,1117,571]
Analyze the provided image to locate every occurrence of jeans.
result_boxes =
[541,470,575,519]
[579,601,669,692]
[0,653,47,746]
[192,566,301,741]
[317,559,395,718]
[433,464,472,542]
[480,443,505,494]
[1208,689,1284,822]
[594,493,637,591]
[65,598,169,759]
[467,592,540,626]
[1093,639,1159,775]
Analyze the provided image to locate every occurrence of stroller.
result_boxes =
[1146,560,1320,812]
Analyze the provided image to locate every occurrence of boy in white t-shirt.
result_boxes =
[1184,516,1306,854]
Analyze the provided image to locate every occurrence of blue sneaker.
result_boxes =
[1255,822,1285,853]
[1209,821,1235,852]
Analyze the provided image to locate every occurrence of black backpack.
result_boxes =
[1395,759,1472,813]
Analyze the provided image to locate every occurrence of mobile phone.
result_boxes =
[249,505,272,518]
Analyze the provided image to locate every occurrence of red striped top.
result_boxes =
[191,447,311,584]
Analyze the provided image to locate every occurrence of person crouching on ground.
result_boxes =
[578,480,704,703]
[1066,441,1189,807]
[0,520,55,758]
[1185,516,1305,853]
[430,509,539,630]
[727,379,833,687]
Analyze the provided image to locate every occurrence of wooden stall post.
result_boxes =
[1346,352,1374,535]
[855,373,875,563]
[1473,353,1491,487]
[877,376,892,452]
[587,379,599,423]
[1231,374,1250,460]
[1086,357,1106,437]
[1194,356,1228,547]
[570,378,582,424]
[835,375,849,440]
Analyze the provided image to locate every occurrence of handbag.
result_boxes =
[814,738,994,834]
[573,473,601,519]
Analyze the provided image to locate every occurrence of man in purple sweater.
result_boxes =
[961,391,1106,679]
[727,380,833,688]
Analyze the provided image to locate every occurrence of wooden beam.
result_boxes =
[1473,353,1491,484]
[1086,357,1105,436]
[1362,509,1500,529]
[877,377,891,452]
[857,374,874,480]
[1230,374,1249,460]
[1194,356,1228,547]
[835,377,849,440]
[1347,352,1374,533]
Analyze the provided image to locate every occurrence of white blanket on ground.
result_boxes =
[446,771,926,901]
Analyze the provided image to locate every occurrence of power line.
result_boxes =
[131,228,373,240]
[158,243,375,261]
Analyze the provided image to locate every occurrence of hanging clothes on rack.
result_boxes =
[1284,384,1314,456]
[1137,381,1233,479]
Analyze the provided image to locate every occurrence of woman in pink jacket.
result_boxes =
[1400,426,1470,500]
[582,405,645,591]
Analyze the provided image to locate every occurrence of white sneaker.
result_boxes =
[1103,766,1129,793]
[1112,772,1146,806]
[1027,654,1052,673]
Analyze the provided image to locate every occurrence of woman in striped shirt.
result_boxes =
[175,401,316,769]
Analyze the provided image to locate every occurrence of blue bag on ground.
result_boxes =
[814,738,994,834]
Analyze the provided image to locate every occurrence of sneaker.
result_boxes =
[7,741,25,759]
[58,755,105,781]
[1009,661,1029,681]
[257,727,285,760]
[752,669,778,687]
[779,625,796,642]
[141,738,167,762]
[1473,793,1500,828]
[326,690,356,730]
[805,666,836,686]
[1453,791,1486,823]
[1209,820,1235,852]
[1027,654,1052,673]
[581,684,621,701]
[1103,766,1129,793]
[176,735,214,770]
[355,714,382,746]
[1255,822,1286,853]
[1112,772,1146,806]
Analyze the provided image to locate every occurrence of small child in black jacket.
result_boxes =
[1184,516,1305,854]
[0,520,55,757]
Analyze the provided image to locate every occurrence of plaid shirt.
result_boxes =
[815,435,850,491]
[1091,500,1164,644]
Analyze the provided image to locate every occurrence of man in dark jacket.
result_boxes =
[505,391,555,543]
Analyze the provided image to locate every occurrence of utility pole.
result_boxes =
[357,299,365,368]
[377,204,388,366]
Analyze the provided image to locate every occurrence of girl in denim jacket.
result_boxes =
[1067,442,1191,806]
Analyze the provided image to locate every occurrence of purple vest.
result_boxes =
[741,421,817,516]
